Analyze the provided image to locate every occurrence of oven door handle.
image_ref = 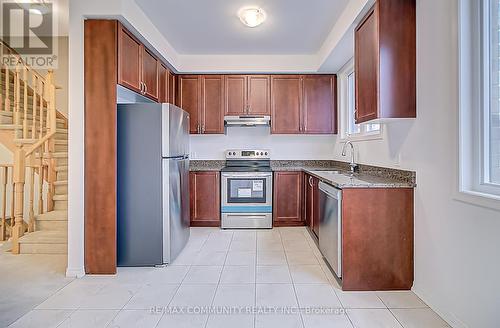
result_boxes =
[222,172,272,178]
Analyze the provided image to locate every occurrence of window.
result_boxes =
[486,0,500,185]
[339,60,381,141]
[459,0,500,200]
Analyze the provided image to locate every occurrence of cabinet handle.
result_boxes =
[144,83,148,95]
[202,124,205,133]
[139,82,144,94]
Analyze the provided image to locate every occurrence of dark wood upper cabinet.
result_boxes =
[247,75,270,115]
[225,75,247,115]
[158,64,167,103]
[141,47,158,101]
[224,75,270,116]
[166,69,176,104]
[201,75,224,134]
[271,75,302,134]
[273,171,304,226]
[271,74,337,134]
[355,0,416,123]
[178,75,201,134]
[190,171,220,227]
[303,75,337,134]
[117,25,141,94]
[117,23,165,102]
[178,75,224,134]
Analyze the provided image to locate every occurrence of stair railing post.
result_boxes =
[0,166,7,241]
[22,67,28,139]
[13,62,21,133]
[38,160,44,215]
[4,59,10,112]
[11,146,25,254]
[28,166,35,232]
[31,75,37,139]
[0,42,3,112]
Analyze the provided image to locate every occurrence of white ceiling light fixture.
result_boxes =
[238,7,267,28]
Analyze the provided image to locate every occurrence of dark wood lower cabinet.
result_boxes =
[190,171,220,227]
[273,171,304,226]
[342,188,414,291]
[304,174,320,238]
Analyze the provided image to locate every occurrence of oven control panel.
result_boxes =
[225,149,270,160]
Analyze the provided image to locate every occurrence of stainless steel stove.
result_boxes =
[221,150,273,229]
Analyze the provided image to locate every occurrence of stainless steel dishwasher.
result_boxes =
[318,181,342,278]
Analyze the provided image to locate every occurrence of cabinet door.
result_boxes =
[224,75,247,115]
[201,75,224,134]
[190,172,220,227]
[355,7,379,123]
[271,76,302,134]
[167,69,176,104]
[117,25,141,93]
[305,174,313,229]
[311,176,320,237]
[273,171,304,226]
[158,64,167,103]
[303,75,337,134]
[248,75,270,115]
[141,47,159,101]
[178,75,201,134]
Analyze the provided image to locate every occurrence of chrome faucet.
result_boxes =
[341,141,358,174]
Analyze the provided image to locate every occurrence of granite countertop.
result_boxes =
[306,170,415,189]
[189,159,416,189]
[189,160,225,171]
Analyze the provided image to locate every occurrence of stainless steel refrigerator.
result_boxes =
[117,103,190,266]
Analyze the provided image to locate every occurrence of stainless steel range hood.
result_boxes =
[224,115,271,127]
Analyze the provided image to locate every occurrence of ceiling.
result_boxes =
[134,0,350,55]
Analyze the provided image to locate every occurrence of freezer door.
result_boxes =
[162,104,190,158]
[162,157,190,263]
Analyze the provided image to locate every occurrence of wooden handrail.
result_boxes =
[1,38,60,253]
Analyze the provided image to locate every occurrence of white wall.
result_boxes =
[331,1,500,327]
[190,127,335,160]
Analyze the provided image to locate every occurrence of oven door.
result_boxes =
[221,172,272,208]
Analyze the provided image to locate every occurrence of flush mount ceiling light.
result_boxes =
[238,7,266,28]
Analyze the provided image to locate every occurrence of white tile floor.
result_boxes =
[7,227,451,328]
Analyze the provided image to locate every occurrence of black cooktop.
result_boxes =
[221,160,272,172]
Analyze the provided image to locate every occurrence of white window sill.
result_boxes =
[340,132,383,143]
[453,189,500,211]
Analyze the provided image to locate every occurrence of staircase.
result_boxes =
[0,40,68,255]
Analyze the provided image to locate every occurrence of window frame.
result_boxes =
[458,0,500,208]
[338,59,383,142]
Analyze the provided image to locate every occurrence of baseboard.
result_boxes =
[65,266,85,278]
[412,287,469,328]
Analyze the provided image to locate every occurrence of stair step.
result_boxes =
[53,194,67,201]
[51,152,68,158]
[36,220,67,232]
[19,231,67,244]
[54,201,67,210]
[35,210,67,221]
[19,230,67,254]
[53,180,67,186]
[55,165,68,172]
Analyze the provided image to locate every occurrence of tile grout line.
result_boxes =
[281,228,306,328]
[203,229,234,328]
[253,230,258,328]
[153,228,204,328]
